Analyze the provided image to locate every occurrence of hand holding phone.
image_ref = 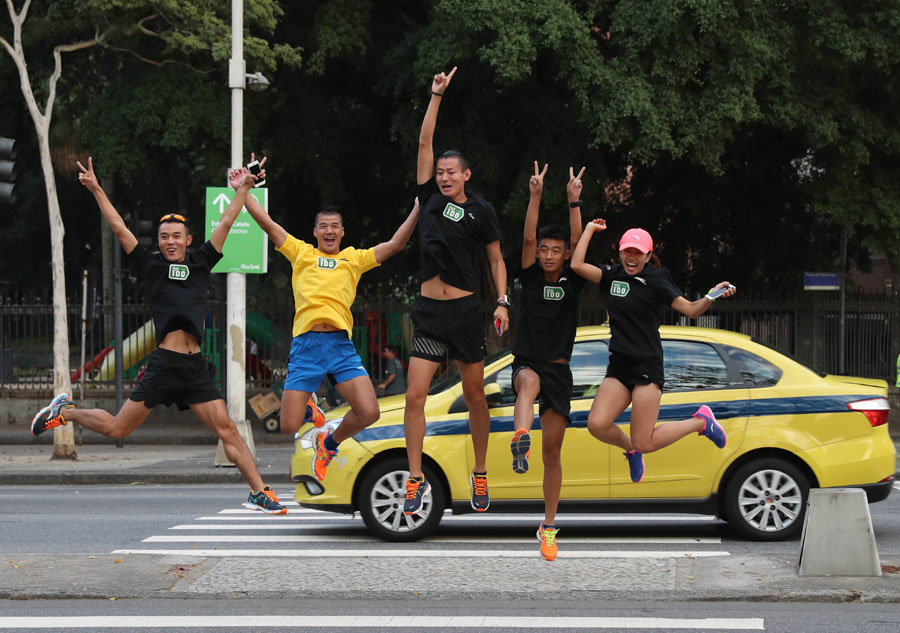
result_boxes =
[705,284,735,301]
[246,159,266,187]
[495,318,502,335]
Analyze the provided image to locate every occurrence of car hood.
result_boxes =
[822,374,889,394]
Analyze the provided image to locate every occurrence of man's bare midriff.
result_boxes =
[421,275,473,300]
[159,330,202,355]
[309,323,342,332]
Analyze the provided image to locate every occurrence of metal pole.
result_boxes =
[114,239,124,448]
[839,230,847,375]
[228,0,246,425]
[78,269,87,446]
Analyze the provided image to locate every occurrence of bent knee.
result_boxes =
[357,406,380,426]
[631,438,654,454]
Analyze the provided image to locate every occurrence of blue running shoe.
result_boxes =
[510,428,531,474]
[624,450,645,483]
[695,405,727,448]
[404,476,431,515]
[243,486,287,515]
[31,393,75,436]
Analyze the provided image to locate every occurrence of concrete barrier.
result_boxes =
[798,488,881,577]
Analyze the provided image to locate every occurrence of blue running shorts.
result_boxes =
[284,331,369,392]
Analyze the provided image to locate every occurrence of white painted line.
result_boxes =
[208,511,719,521]
[113,548,730,559]
[145,535,721,544]
[0,615,764,629]
[170,524,358,530]
[195,514,347,520]
[893,482,900,491]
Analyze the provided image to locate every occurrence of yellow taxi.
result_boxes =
[291,326,895,541]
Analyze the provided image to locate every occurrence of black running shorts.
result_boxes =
[129,348,223,410]
[605,352,665,391]
[511,357,574,422]
[410,295,486,364]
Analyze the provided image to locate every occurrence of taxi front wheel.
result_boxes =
[723,457,810,541]
[358,457,446,542]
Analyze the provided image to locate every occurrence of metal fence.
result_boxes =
[2,289,898,397]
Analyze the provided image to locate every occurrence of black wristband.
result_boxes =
[431,91,443,97]
[569,200,582,208]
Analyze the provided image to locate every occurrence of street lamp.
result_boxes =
[246,72,270,92]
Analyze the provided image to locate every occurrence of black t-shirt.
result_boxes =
[126,241,223,345]
[597,264,682,361]
[416,179,502,292]
[513,263,587,362]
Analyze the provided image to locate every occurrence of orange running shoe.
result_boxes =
[470,471,490,511]
[305,396,326,428]
[312,431,337,481]
[510,428,531,474]
[537,522,559,561]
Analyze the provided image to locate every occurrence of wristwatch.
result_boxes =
[497,295,511,308]
[569,200,582,208]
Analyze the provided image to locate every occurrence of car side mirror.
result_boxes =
[484,382,502,407]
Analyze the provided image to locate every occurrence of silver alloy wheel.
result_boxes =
[368,468,433,533]
[736,468,803,533]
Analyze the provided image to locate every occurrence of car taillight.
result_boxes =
[847,397,891,427]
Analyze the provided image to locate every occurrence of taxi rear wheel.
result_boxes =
[358,458,445,542]
[724,458,809,541]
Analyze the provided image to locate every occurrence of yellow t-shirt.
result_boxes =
[277,234,379,337]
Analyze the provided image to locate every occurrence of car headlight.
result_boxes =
[298,416,343,450]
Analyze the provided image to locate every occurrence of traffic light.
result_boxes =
[135,219,154,249]
[0,137,16,204]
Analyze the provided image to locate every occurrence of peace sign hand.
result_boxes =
[431,66,458,95]
[567,166,586,202]
[76,156,101,192]
[529,161,548,196]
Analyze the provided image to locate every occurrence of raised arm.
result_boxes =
[77,157,138,255]
[521,161,547,269]
[417,66,457,185]
[569,219,607,283]
[567,166,586,248]
[237,154,288,248]
[373,198,420,263]
[671,282,737,319]
[210,168,258,253]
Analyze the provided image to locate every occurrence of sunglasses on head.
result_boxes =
[159,213,188,223]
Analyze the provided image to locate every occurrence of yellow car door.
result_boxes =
[610,338,751,499]
[480,339,613,501]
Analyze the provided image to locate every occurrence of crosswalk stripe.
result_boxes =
[144,535,722,544]
[211,510,719,521]
[0,615,764,629]
[113,548,730,558]
[170,523,354,530]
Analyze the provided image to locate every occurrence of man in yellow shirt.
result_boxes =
[237,161,419,481]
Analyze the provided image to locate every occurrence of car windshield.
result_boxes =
[751,337,826,377]
[427,348,511,395]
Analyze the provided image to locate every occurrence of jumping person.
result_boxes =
[236,156,419,482]
[403,66,509,515]
[570,219,735,484]
[31,157,287,515]
[511,162,588,561]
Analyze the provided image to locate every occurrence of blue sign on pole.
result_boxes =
[804,272,840,290]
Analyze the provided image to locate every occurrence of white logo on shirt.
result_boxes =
[317,257,339,270]
[168,264,190,281]
[543,286,565,301]
[442,203,465,222]
[634,277,647,285]
[610,280,630,297]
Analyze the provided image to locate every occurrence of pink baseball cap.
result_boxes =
[619,228,653,253]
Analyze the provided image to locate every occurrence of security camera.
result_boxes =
[246,72,270,92]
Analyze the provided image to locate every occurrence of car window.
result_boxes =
[722,344,783,387]
[570,340,609,399]
[662,340,730,391]
[488,340,609,407]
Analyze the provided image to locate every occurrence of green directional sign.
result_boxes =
[204,187,268,274]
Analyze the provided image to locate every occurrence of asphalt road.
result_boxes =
[2,483,900,632]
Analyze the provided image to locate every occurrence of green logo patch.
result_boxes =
[610,280,630,297]
[543,286,565,301]
[317,256,338,270]
[168,264,190,281]
[442,203,465,222]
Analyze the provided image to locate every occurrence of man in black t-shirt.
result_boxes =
[31,157,286,515]
[570,220,735,487]
[403,67,509,516]
[511,162,587,561]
